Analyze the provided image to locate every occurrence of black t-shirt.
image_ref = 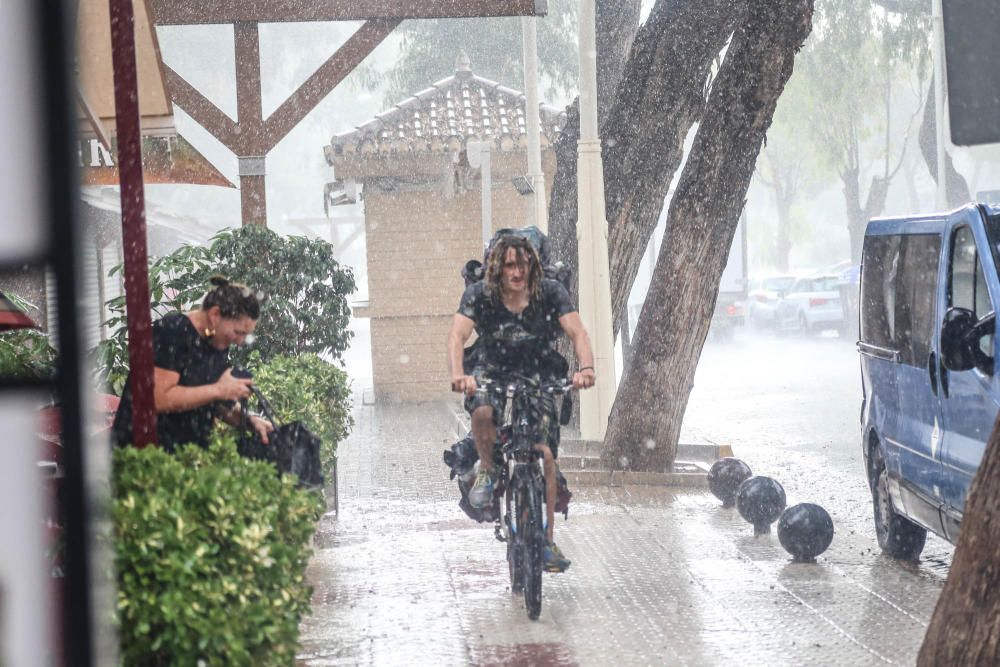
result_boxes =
[457,278,575,375]
[112,312,230,451]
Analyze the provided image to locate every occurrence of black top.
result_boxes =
[112,312,230,452]
[457,278,575,376]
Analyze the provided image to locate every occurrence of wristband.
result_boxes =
[579,366,594,372]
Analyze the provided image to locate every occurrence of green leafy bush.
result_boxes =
[247,352,353,476]
[113,435,323,666]
[0,329,57,381]
[95,225,356,393]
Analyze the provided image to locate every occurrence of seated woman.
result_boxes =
[112,276,272,451]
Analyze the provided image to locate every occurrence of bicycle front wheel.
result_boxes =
[517,477,544,620]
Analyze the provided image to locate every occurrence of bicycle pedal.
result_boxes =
[494,523,507,543]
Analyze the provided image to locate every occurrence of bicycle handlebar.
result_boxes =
[475,376,574,397]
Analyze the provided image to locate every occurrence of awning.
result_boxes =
[76,0,174,143]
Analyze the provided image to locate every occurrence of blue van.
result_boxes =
[860,203,999,560]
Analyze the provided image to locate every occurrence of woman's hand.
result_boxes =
[216,368,253,401]
[250,415,274,445]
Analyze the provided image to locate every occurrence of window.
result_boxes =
[949,226,994,359]
[895,235,941,368]
[860,233,942,368]
[861,234,900,349]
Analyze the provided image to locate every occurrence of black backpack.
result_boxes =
[461,225,572,293]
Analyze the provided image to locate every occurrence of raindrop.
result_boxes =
[399,354,410,364]
[644,438,656,450]
[619,456,629,468]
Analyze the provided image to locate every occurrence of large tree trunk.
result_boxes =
[603,0,744,337]
[919,78,972,208]
[602,0,815,471]
[548,0,744,338]
[918,412,1000,665]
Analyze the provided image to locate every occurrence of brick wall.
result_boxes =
[351,148,556,402]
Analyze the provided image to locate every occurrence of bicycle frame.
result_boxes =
[477,375,570,620]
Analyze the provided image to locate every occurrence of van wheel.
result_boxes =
[871,447,926,560]
[798,313,811,335]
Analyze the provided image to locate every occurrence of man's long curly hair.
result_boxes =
[484,235,544,303]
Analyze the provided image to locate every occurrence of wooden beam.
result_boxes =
[262,18,399,150]
[163,64,239,151]
[234,22,266,155]
[151,0,547,25]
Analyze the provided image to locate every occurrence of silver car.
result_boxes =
[775,275,843,333]
[747,275,797,328]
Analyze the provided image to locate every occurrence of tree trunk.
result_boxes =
[918,411,1000,665]
[919,77,972,208]
[596,0,642,128]
[548,0,745,337]
[842,166,889,264]
[604,0,745,337]
[764,151,795,272]
[602,0,815,471]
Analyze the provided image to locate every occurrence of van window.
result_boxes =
[861,234,901,349]
[861,233,941,367]
[949,226,994,359]
[895,235,941,368]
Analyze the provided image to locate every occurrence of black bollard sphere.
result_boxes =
[736,476,786,536]
[707,458,753,508]
[778,503,834,562]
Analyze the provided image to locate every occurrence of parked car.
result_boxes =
[859,202,1000,560]
[747,275,796,328]
[774,274,843,333]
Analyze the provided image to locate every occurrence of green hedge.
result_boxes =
[113,436,324,666]
[248,352,352,477]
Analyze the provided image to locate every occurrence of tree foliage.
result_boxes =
[94,226,355,394]
[0,329,57,381]
[355,0,578,105]
[784,0,929,260]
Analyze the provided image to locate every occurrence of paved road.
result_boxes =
[683,329,953,569]
[296,327,951,666]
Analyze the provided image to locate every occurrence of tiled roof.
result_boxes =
[326,57,564,162]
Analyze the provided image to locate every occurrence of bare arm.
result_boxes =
[153,366,251,414]
[559,311,597,389]
[447,314,477,394]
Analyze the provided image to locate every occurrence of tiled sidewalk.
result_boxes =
[296,402,944,666]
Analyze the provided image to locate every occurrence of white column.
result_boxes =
[522,16,548,231]
[577,0,616,441]
[932,0,948,209]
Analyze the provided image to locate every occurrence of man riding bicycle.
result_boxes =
[447,234,596,573]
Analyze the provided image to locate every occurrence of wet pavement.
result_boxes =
[296,331,950,667]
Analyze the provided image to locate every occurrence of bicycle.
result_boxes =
[476,375,572,621]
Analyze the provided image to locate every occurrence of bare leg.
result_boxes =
[534,443,557,543]
[472,405,496,473]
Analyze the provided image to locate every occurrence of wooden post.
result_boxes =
[110,0,157,445]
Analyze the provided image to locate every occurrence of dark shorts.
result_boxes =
[464,367,560,457]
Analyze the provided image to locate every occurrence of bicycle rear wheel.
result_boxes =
[518,477,544,620]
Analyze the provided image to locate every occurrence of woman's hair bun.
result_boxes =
[209,275,230,288]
